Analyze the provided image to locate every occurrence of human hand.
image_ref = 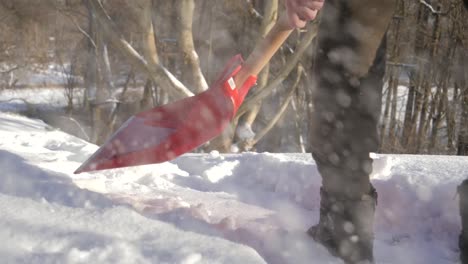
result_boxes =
[284,0,324,28]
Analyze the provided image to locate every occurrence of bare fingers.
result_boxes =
[285,0,324,28]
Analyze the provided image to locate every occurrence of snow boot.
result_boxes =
[308,186,377,264]
[458,179,468,264]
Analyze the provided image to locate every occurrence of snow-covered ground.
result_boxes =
[1,85,468,263]
[0,110,467,264]
[0,87,80,112]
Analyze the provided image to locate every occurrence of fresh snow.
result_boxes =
[0,88,76,112]
[0,113,265,264]
[1,86,468,263]
[0,111,467,264]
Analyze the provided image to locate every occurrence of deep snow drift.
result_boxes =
[0,111,467,264]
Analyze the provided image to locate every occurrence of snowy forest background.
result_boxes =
[0,0,467,156]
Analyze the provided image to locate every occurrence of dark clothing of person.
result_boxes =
[308,0,396,262]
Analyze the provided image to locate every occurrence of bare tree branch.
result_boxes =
[244,0,263,20]
[251,65,303,146]
[66,13,97,49]
[387,62,417,69]
[60,116,91,141]
[419,0,443,14]
[236,19,319,118]
[241,0,278,128]
[89,0,193,99]
[0,65,20,74]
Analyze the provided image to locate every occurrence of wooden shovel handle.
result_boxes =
[233,12,293,87]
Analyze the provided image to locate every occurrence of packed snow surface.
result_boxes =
[0,111,467,264]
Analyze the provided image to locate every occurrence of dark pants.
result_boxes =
[307,0,395,262]
[310,0,394,200]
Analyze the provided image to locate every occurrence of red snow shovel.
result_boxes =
[75,14,293,174]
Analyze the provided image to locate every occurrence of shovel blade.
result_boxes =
[75,55,247,174]
[74,116,177,173]
[75,88,234,173]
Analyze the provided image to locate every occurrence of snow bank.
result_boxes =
[0,113,265,264]
[0,111,467,263]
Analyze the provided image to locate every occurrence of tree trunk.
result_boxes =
[84,0,105,144]
[236,0,278,151]
[379,72,392,150]
[140,79,154,110]
[109,70,133,133]
[429,34,455,152]
[387,1,404,151]
[454,4,468,155]
[457,81,468,155]
[91,31,106,143]
[416,8,441,153]
[83,0,97,112]
[447,81,459,151]
[101,44,114,92]
[445,31,460,152]
[404,3,429,152]
[380,1,403,152]
[291,95,306,153]
[388,67,400,151]
[415,75,430,152]
[428,83,443,153]
[137,0,158,110]
[177,0,208,93]
[401,84,416,146]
